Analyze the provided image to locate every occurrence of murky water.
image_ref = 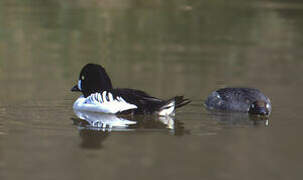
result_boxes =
[1,0,303,179]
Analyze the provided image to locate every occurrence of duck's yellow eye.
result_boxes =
[81,75,85,80]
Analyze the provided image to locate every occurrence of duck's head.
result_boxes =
[248,100,271,116]
[71,63,113,97]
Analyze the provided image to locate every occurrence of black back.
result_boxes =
[112,88,164,114]
[216,88,263,103]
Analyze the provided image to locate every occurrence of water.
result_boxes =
[1,0,303,179]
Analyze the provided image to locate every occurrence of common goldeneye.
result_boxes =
[71,63,190,116]
[205,87,271,116]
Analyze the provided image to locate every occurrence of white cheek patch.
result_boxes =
[78,80,82,91]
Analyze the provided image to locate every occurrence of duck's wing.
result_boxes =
[209,88,263,112]
[114,88,161,101]
[205,88,246,111]
[112,88,164,114]
[113,88,190,115]
[216,88,259,102]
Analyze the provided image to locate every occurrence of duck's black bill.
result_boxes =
[71,85,81,92]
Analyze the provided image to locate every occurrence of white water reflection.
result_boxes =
[73,109,177,132]
[73,110,182,149]
[74,109,137,131]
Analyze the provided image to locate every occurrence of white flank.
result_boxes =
[158,101,175,116]
[73,91,137,114]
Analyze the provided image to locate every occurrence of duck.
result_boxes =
[71,63,190,116]
[205,87,272,116]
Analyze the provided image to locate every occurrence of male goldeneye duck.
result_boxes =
[71,63,191,116]
[205,87,272,116]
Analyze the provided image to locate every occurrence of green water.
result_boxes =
[1,0,303,179]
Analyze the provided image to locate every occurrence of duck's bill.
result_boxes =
[71,85,81,92]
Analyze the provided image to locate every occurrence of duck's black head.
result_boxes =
[248,100,271,116]
[71,63,113,97]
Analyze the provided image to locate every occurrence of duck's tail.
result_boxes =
[157,96,191,116]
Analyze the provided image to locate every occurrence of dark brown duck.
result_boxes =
[205,88,271,116]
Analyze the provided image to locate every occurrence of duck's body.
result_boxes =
[73,89,187,115]
[71,64,190,116]
[205,88,271,115]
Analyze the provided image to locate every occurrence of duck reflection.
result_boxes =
[78,128,110,149]
[127,115,187,136]
[72,110,186,149]
[72,110,137,149]
[206,111,269,127]
[74,109,137,131]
